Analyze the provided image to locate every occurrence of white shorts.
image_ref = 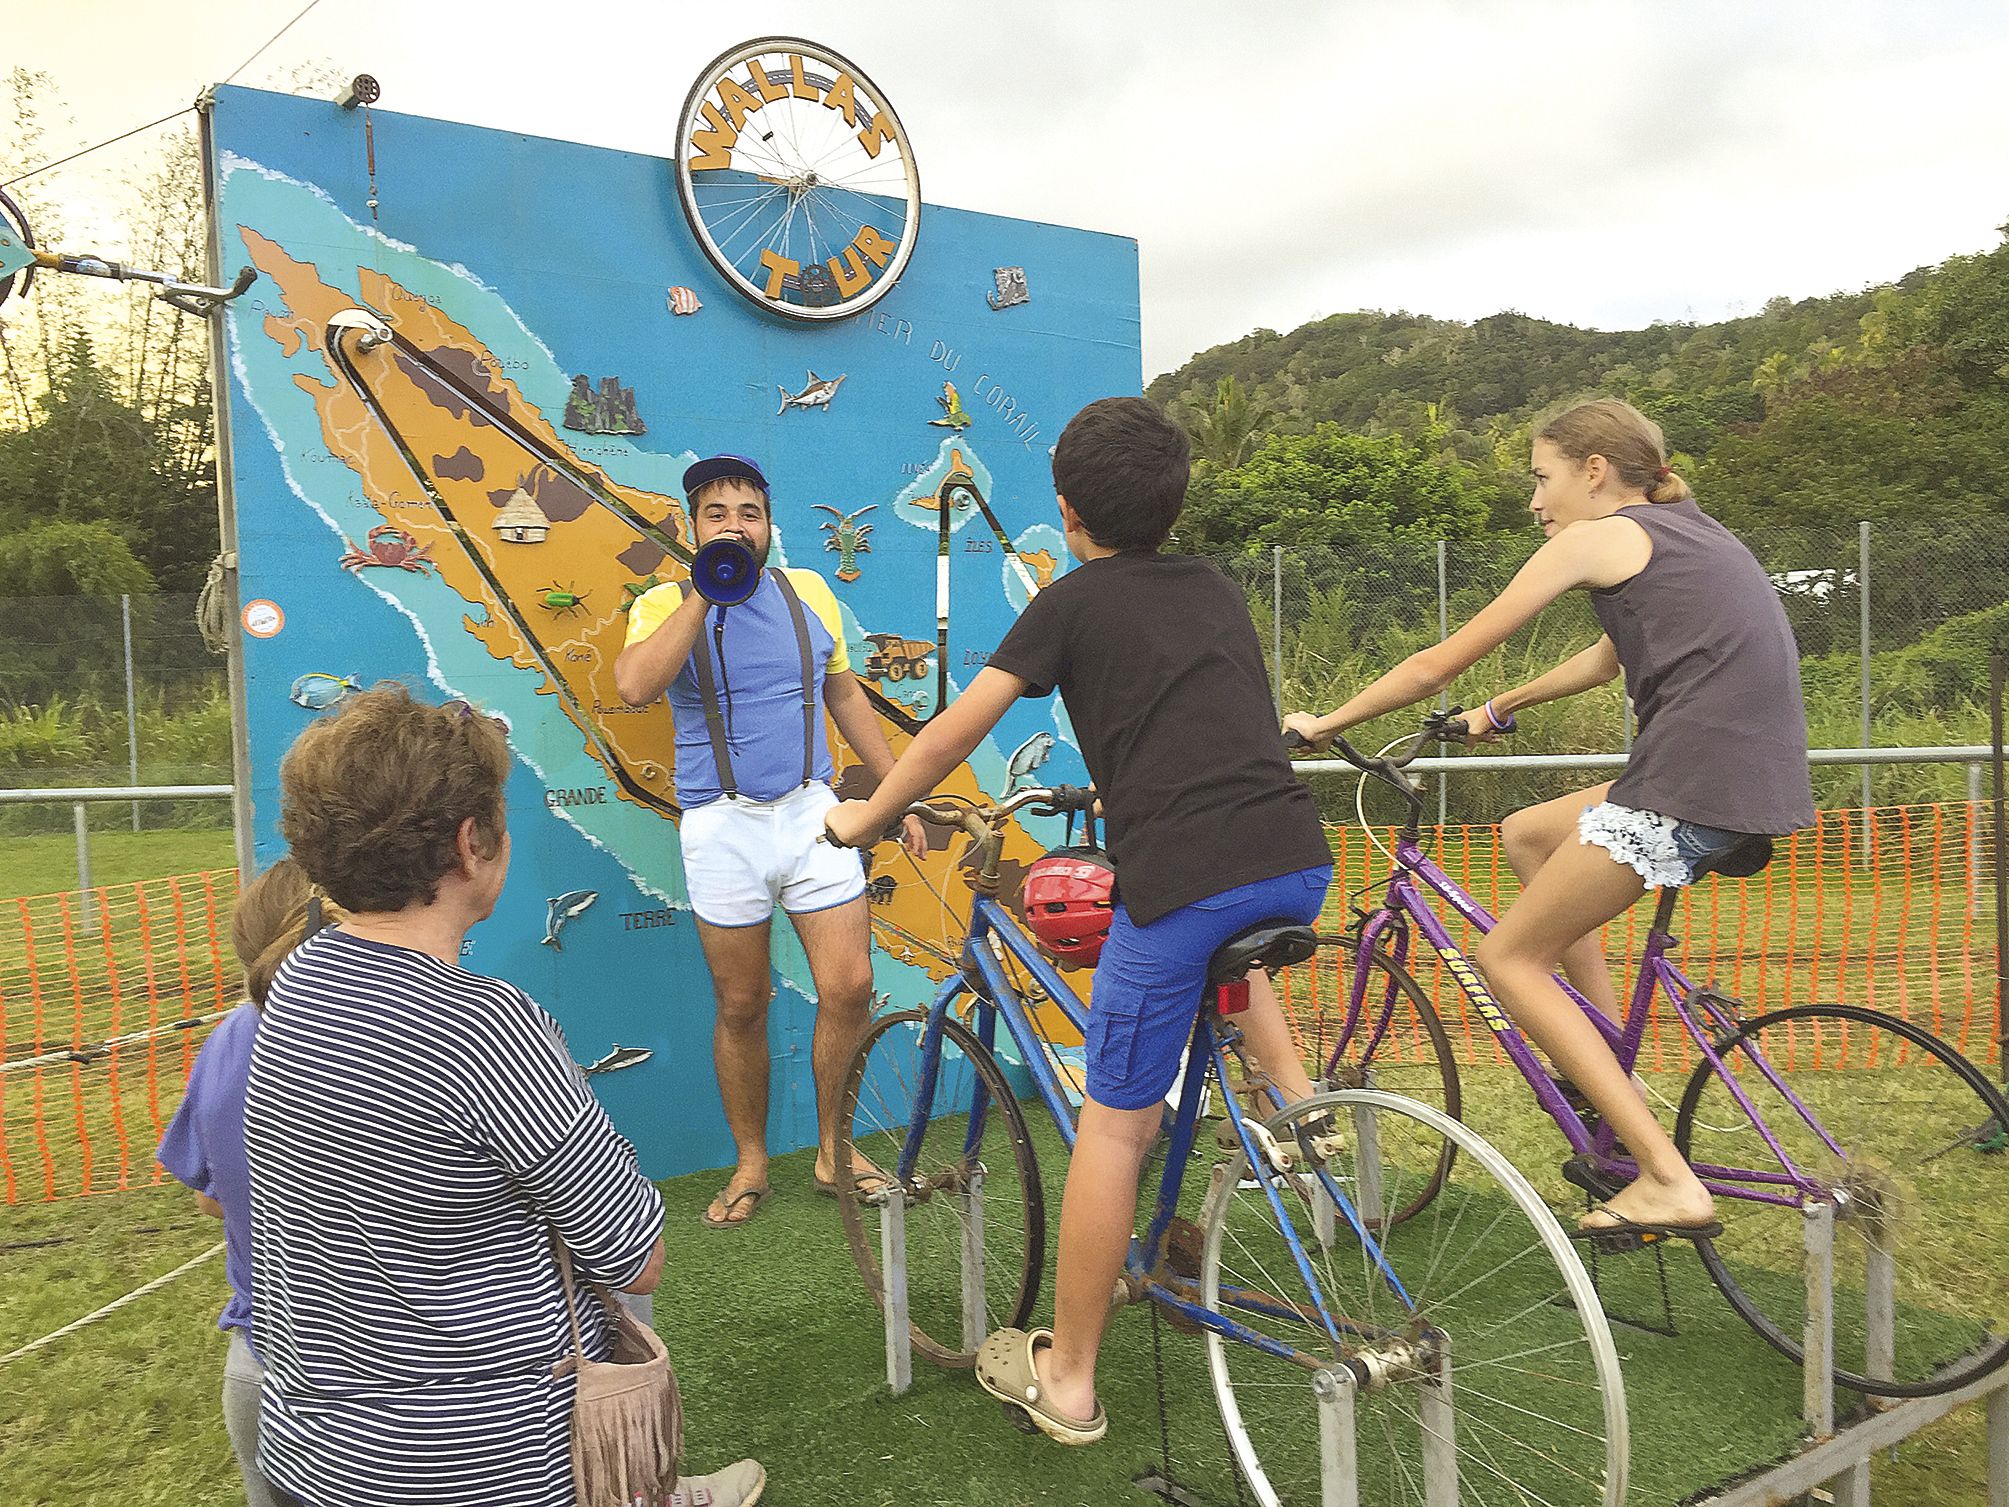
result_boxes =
[681,781,866,928]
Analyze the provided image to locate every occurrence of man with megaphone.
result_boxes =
[615,455,927,1230]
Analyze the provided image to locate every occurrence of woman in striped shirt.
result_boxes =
[246,686,762,1507]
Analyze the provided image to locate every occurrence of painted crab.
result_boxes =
[340,524,436,574]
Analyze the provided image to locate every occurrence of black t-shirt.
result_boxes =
[989,551,1330,925]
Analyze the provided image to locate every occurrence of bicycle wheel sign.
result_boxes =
[675,37,922,322]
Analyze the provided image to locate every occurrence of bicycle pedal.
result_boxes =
[1561,1156,1625,1202]
[1248,1121,1295,1175]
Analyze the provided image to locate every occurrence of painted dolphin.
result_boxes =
[1005,731,1056,791]
[541,889,598,950]
[778,370,846,415]
[289,672,362,711]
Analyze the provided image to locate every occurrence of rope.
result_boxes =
[0,1242,224,1366]
[0,1008,228,1074]
[195,553,233,655]
[1,0,325,189]
[221,0,327,86]
[1,109,193,189]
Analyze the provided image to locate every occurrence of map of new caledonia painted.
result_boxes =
[213,47,1141,1177]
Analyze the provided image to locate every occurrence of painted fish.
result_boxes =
[1005,731,1056,790]
[667,285,702,316]
[583,1044,653,1076]
[778,370,846,415]
[289,672,361,711]
[541,889,598,950]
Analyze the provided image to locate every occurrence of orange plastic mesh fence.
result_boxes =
[4,801,2001,1204]
[1281,802,2002,1078]
[1,870,240,1204]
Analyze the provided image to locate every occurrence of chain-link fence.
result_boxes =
[1214,518,2008,824]
[0,593,227,834]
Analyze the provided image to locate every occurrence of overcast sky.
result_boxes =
[10,1,2009,377]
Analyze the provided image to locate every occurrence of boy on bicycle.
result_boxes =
[824,396,1332,1444]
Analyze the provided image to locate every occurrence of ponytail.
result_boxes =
[231,858,348,1008]
[1645,465,1693,504]
[1540,399,1692,503]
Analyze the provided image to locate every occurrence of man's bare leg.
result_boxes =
[786,896,877,1186]
[696,916,777,1225]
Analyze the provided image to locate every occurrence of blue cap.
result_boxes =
[682,454,769,502]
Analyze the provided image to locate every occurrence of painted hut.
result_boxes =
[493,487,550,544]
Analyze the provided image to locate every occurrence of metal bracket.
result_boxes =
[879,1187,912,1395]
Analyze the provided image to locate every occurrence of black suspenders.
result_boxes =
[687,568,818,799]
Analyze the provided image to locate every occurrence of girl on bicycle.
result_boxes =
[1285,399,1813,1244]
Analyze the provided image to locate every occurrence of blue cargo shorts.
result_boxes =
[1084,863,1332,1112]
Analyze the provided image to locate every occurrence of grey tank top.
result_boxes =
[1590,499,1815,835]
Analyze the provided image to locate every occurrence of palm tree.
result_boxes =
[1182,375,1274,472]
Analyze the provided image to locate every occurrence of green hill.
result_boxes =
[1148,220,2009,539]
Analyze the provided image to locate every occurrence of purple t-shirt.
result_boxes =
[158,1002,259,1350]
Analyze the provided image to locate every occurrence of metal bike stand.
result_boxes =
[1349,1099,1386,1228]
[1312,1366,1360,1507]
[878,1187,913,1396]
[1690,1196,2009,1507]
[960,1165,987,1354]
[1308,1349,1461,1507]
[1418,1338,1458,1505]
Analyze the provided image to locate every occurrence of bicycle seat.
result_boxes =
[1206,923,1320,987]
[1691,835,1774,881]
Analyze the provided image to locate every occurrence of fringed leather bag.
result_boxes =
[551,1240,682,1507]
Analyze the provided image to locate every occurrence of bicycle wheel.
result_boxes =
[1288,936,1462,1226]
[834,1003,1045,1367]
[1675,1002,2009,1397]
[1202,1089,1627,1507]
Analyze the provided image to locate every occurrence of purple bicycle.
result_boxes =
[1305,712,2009,1399]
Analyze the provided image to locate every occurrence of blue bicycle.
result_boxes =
[833,785,1628,1507]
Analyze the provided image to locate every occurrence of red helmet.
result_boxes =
[1021,846,1116,966]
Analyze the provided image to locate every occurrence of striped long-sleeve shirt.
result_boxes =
[244,927,664,1507]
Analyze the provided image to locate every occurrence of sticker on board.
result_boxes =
[242,599,285,638]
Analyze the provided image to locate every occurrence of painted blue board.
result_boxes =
[210,83,1140,1177]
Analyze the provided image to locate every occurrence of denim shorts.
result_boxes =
[1084,864,1332,1111]
[1578,801,1749,889]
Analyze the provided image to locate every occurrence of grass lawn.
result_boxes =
[3,1090,2001,1507]
[0,828,236,903]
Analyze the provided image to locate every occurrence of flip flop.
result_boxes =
[1569,1200,1722,1253]
[975,1327,1108,1445]
[700,1184,770,1230]
[813,1158,895,1199]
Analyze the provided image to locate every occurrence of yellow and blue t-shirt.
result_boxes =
[625,568,849,809]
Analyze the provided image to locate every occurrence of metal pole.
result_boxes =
[122,593,140,833]
[1436,539,1448,827]
[1803,1199,1836,1439]
[1859,521,1872,862]
[1973,763,1986,921]
[196,90,256,883]
[1272,545,1284,713]
[73,802,95,929]
[1992,650,2006,1083]
[880,1192,912,1395]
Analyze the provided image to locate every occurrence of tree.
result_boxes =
[1174,425,1486,556]
[0,73,219,592]
[1180,375,1274,472]
[0,520,153,596]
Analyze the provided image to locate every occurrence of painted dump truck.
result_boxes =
[863,633,934,682]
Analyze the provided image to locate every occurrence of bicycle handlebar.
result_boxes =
[1287,707,1502,812]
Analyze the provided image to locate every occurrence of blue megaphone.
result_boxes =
[692,533,761,606]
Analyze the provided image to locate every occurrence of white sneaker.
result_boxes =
[662,1459,765,1507]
